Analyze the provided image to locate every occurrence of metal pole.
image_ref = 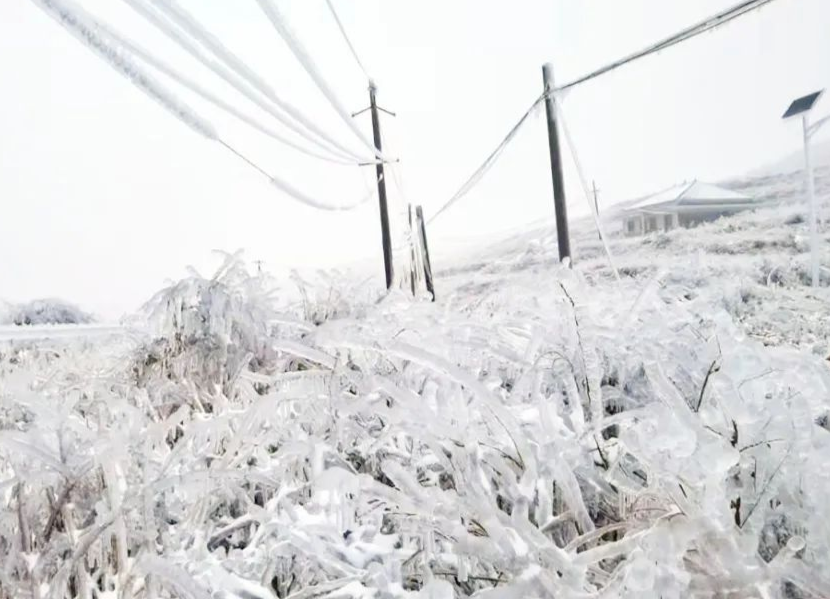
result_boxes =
[542,63,571,264]
[415,206,435,301]
[369,81,394,289]
[803,114,819,287]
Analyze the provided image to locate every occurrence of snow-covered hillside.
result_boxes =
[752,138,830,177]
[1,168,830,598]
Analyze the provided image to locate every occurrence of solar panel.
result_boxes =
[782,90,824,119]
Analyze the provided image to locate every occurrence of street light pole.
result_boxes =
[802,114,819,288]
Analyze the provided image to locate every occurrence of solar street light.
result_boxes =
[783,90,826,287]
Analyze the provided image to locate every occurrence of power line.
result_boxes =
[554,97,620,281]
[325,0,370,80]
[95,18,359,165]
[556,0,778,93]
[33,0,218,141]
[218,140,374,211]
[255,0,387,161]
[427,0,779,224]
[428,93,546,225]
[33,0,375,213]
[122,0,370,162]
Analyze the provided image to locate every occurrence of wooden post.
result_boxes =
[415,206,435,301]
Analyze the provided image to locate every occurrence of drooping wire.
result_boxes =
[428,93,546,225]
[556,0,778,93]
[32,0,375,212]
[94,19,358,165]
[254,0,387,161]
[554,96,621,282]
[218,140,375,211]
[324,0,370,80]
[218,138,373,212]
[122,0,371,162]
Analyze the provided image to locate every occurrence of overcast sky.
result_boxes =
[1,0,829,318]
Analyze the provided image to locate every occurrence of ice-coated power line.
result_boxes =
[122,0,371,163]
[218,141,375,211]
[142,0,368,160]
[556,0,778,93]
[554,97,621,282]
[325,0,370,80]
[31,0,375,212]
[254,0,386,161]
[94,19,358,166]
[32,0,217,141]
[119,0,359,163]
[428,93,546,225]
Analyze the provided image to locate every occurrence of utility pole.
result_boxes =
[415,206,435,302]
[803,113,819,287]
[353,81,394,289]
[542,63,571,265]
[782,90,827,288]
[408,204,417,296]
[592,180,603,242]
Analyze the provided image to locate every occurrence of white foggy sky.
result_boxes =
[1,0,828,318]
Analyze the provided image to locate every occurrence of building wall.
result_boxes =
[624,213,678,236]
[623,217,643,236]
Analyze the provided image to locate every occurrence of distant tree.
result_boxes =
[8,299,94,326]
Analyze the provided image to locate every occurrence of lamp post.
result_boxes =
[783,90,827,288]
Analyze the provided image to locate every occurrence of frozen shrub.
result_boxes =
[6,299,93,326]
[131,253,279,412]
[785,213,805,225]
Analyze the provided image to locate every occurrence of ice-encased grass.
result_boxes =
[1,242,829,599]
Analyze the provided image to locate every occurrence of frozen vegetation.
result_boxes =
[1,167,830,598]
[1,299,94,327]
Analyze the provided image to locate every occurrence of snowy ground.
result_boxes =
[440,165,830,355]
[1,167,830,599]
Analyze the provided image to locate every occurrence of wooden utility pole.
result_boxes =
[415,206,435,301]
[369,82,393,289]
[542,63,571,264]
[353,81,394,289]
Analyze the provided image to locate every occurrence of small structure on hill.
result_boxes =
[622,180,758,236]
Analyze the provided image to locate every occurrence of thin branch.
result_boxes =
[695,358,721,412]
[740,446,792,528]
[41,479,77,543]
[739,438,786,453]
[16,484,31,554]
